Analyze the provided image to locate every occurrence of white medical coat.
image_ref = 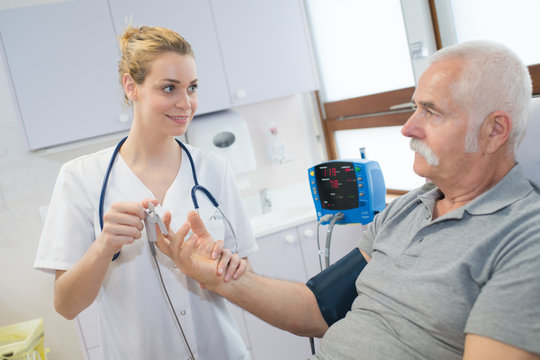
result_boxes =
[34,143,258,360]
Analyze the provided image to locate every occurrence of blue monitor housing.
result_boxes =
[308,159,386,225]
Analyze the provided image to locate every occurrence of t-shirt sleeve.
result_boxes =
[33,162,96,273]
[357,197,396,255]
[465,229,540,354]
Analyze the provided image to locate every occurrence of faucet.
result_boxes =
[259,188,272,214]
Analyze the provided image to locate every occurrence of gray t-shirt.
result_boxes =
[314,164,540,359]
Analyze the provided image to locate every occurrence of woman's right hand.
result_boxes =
[97,201,148,258]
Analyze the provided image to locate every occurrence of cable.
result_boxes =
[149,242,196,360]
[317,214,334,271]
[310,213,339,356]
[309,337,316,355]
[325,213,344,268]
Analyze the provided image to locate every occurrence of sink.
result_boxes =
[241,182,317,237]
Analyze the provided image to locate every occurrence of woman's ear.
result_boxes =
[122,73,137,102]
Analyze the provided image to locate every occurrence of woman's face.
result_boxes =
[130,52,198,137]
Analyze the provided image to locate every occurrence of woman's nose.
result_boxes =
[176,92,191,110]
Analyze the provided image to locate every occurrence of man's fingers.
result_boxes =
[187,210,211,238]
[167,221,193,255]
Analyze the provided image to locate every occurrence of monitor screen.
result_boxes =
[315,161,359,210]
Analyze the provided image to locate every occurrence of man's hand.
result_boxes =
[156,210,244,288]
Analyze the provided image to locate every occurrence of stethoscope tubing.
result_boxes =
[98,136,236,261]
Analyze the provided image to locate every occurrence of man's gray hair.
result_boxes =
[430,40,532,153]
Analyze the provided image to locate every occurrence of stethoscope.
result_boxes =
[98,136,239,261]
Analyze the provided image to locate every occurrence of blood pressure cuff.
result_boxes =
[305,249,367,326]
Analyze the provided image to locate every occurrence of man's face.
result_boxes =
[401,58,475,184]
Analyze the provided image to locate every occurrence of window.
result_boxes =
[305,0,432,192]
[306,0,415,102]
[434,0,540,95]
[306,0,540,192]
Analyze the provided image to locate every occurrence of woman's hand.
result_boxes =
[210,240,248,282]
[97,199,159,259]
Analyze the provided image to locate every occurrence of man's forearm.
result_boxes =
[212,271,329,338]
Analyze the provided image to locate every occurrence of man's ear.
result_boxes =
[122,73,137,102]
[483,111,512,153]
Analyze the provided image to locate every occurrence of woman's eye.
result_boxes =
[188,84,198,93]
[163,85,175,93]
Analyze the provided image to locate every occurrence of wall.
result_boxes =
[0,50,325,359]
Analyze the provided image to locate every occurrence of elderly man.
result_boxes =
[157,40,540,360]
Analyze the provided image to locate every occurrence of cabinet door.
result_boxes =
[107,0,231,115]
[225,300,253,355]
[299,221,364,279]
[0,0,125,150]
[244,228,313,360]
[75,301,100,360]
[210,0,319,106]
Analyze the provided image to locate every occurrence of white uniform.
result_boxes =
[34,143,258,360]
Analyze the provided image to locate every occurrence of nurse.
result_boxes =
[34,25,258,359]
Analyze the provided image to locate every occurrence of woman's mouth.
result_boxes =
[167,114,190,124]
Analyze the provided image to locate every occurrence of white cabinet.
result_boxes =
[75,301,102,360]
[0,0,126,150]
[242,220,364,360]
[245,226,313,360]
[108,0,319,110]
[0,0,318,150]
[210,0,319,106]
[107,0,231,115]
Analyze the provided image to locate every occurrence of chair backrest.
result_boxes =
[516,96,540,185]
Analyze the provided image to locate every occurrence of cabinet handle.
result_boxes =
[303,229,314,238]
[119,114,130,123]
[285,234,296,244]
[235,89,246,100]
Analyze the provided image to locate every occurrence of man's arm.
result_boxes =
[217,269,329,337]
[463,334,540,360]
[157,210,329,337]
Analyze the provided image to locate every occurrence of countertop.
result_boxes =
[249,204,317,238]
[245,182,401,239]
[243,182,317,238]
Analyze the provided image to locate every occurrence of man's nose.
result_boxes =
[401,111,424,139]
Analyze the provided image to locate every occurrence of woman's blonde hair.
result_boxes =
[118,25,194,102]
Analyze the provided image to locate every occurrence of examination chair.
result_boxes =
[516,96,540,184]
[308,96,540,328]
